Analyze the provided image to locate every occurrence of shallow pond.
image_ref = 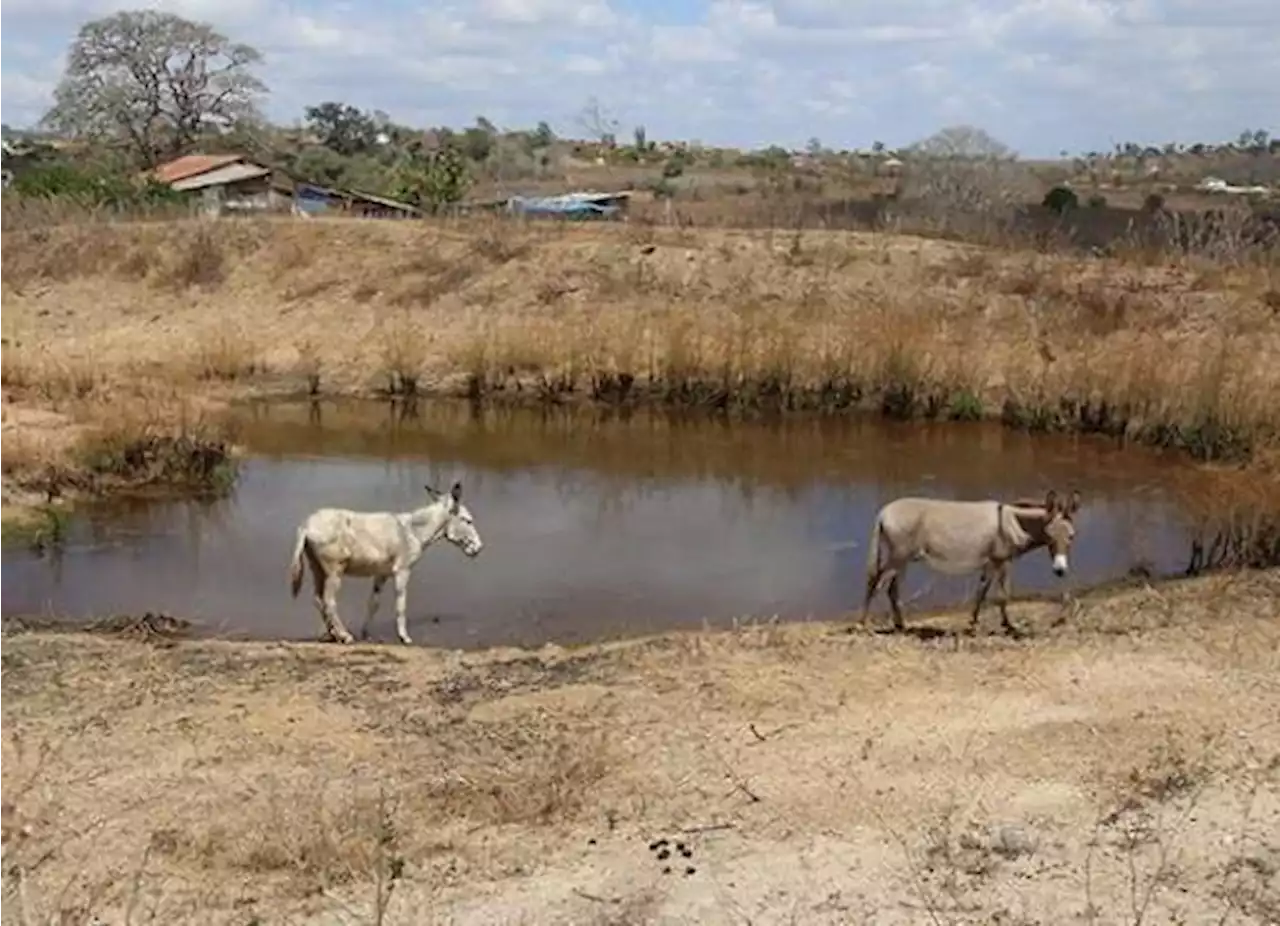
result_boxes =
[3,400,1201,649]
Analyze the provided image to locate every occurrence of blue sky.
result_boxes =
[2,0,1276,158]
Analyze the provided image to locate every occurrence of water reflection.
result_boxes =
[2,400,1202,649]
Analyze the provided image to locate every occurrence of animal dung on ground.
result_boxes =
[648,834,696,873]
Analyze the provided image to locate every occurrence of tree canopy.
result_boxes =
[41,9,266,167]
[304,102,382,158]
[908,125,1013,160]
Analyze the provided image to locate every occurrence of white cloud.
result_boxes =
[475,0,617,28]
[1,0,1275,155]
[650,26,738,64]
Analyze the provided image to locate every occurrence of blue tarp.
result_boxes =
[295,184,334,214]
[505,192,624,220]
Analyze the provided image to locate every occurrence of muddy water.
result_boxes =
[3,400,1202,649]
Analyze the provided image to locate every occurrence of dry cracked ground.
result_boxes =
[2,570,1279,925]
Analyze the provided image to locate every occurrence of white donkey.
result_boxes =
[288,482,484,645]
[862,489,1081,636]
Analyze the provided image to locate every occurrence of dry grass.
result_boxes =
[0,381,240,535]
[3,212,1279,546]
[3,570,1278,924]
[3,216,1277,440]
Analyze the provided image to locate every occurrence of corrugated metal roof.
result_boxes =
[170,161,271,191]
[154,153,246,184]
[343,188,420,212]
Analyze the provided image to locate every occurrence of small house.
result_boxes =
[153,154,294,215]
[152,154,420,218]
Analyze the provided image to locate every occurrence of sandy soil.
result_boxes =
[3,570,1278,925]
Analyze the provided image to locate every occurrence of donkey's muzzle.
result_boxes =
[1051,553,1069,577]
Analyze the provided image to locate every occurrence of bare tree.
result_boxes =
[577,96,619,146]
[41,10,267,167]
[907,124,1014,160]
[898,125,1038,238]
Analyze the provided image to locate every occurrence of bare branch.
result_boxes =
[576,96,619,145]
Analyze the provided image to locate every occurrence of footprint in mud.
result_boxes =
[647,837,696,876]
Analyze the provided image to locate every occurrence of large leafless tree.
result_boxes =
[899,125,1037,226]
[41,10,267,167]
[908,125,1014,160]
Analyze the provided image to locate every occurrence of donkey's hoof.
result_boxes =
[397,634,413,646]
[330,631,355,644]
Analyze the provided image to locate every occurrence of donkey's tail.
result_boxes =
[289,526,308,599]
[865,510,886,579]
[862,509,888,618]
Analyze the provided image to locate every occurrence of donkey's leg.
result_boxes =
[862,565,888,626]
[996,566,1020,637]
[969,566,995,635]
[309,557,327,636]
[321,571,354,644]
[887,571,907,632]
[358,576,386,641]
[393,568,413,646]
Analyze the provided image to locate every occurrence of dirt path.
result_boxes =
[3,570,1278,924]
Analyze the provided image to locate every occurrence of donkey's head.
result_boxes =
[1040,489,1081,577]
[425,481,484,558]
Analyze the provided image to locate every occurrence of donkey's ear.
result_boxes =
[450,481,463,503]
[423,484,439,498]
[1065,489,1082,516]
[1044,489,1059,512]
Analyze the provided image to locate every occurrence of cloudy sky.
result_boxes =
[1,0,1275,157]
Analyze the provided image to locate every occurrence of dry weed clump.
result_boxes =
[80,402,238,492]
[1,346,103,403]
[3,396,239,504]
[1175,459,1280,572]
[162,777,406,898]
[117,724,610,904]
[424,724,613,827]
[376,309,434,396]
[188,323,264,381]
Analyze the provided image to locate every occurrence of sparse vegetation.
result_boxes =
[2,571,1277,922]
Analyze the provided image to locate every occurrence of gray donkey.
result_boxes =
[862,489,1082,635]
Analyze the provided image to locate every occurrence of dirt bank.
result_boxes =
[3,570,1278,924]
